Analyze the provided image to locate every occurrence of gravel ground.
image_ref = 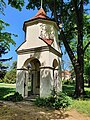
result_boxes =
[0,101,90,120]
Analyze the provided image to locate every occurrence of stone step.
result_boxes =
[24,95,39,102]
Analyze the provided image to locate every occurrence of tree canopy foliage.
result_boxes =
[0,0,16,76]
[0,61,17,83]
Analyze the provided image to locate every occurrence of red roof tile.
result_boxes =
[30,8,50,20]
[62,70,71,75]
[39,37,54,45]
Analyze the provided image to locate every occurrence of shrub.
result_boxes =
[0,79,3,83]
[3,69,16,84]
[35,92,72,109]
[4,92,23,102]
[35,97,47,106]
[55,92,72,109]
[0,70,6,80]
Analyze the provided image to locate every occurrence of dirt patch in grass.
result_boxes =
[0,101,90,120]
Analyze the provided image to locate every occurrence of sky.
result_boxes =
[0,1,90,69]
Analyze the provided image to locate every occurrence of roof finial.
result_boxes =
[41,0,43,8]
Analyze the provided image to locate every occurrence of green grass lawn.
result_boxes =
[63,83,90,116]
[63,84,75,96]
[0,83,16,88]
[0,83,16,100]
[72,100,90,116]
[63,83,90,98]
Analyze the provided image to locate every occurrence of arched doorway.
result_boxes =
[24,58,41,96]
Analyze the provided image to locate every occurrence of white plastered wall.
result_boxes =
[17,23,47,51]
[40,68,53,98]
[16,50,51,97]
[49,51,62,92]
[16,19,62,98]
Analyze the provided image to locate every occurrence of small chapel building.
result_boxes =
[16,8,62,98]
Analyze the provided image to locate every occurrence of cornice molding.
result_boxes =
[17,46,49,54]
[17,45,62,57]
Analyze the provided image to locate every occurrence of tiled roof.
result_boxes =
[62,70,71,75]
[30,8,50,20]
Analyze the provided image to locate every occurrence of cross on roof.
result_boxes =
[41,0,43,8]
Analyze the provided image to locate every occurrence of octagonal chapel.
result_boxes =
[16,8,62,98]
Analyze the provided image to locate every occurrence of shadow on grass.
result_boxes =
[84,91,90,99]
[63,84,75,97]
[63,83,90,99]
[0,87,15,100]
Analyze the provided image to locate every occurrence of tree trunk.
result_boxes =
[73,0,84,97]
[60,30,84,97]
[74,68,84,97]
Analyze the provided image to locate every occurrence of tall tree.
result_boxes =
[0,0,24,78]
[4,61,17,84]
[10,60,17,70]
[0,1,16,76]
[59,0,90,97]
[0,62,7,79]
